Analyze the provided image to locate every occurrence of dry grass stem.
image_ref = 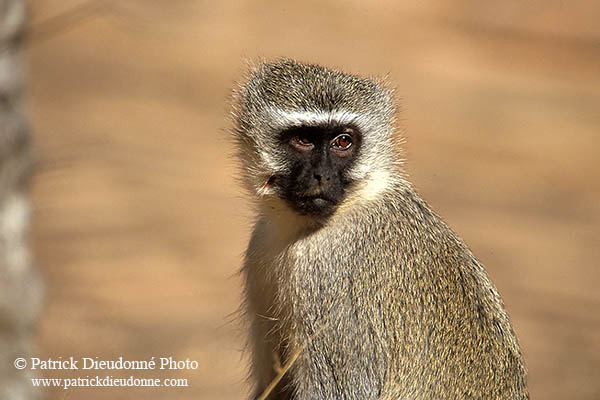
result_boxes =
[257,323,329,400]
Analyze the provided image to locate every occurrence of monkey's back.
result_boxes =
[374,188,529,399]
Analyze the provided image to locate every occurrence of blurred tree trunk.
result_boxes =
[0,0,43,399]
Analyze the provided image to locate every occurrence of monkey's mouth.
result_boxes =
[291,195,337,217]
[307,196,331,208]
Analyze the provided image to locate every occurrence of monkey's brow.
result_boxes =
[278,124,353,140]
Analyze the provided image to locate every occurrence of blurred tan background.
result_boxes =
[24,1,599,399]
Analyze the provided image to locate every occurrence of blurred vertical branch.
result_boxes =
[0,0,43,399]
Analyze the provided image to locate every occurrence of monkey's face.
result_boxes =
[271,123,362,218]
[234,59,401,214]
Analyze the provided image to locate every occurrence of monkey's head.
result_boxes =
[232,58,402,221]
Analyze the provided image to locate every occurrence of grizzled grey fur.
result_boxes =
[232,58,528,400]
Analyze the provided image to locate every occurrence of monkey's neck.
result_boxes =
[258,178,410,236]
[258,198,325,239]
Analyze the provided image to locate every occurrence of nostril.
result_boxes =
[314,173,322,182]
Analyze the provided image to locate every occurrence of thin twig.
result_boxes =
[26,0,108,46]
[1,0,146,53]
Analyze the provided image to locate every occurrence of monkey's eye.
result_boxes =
[331,134,353,150]
[290,136,314,151]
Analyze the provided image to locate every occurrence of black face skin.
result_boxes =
[275,123,362,218]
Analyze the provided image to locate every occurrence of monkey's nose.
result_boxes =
[313,172,330,184]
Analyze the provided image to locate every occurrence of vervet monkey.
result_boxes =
[232,58,528,400]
